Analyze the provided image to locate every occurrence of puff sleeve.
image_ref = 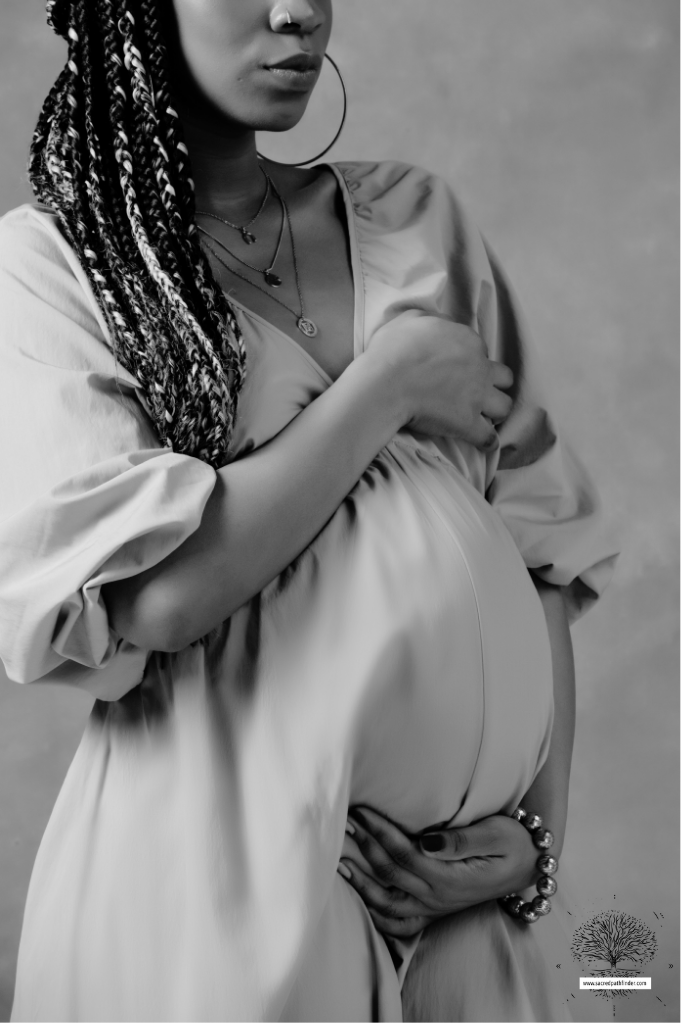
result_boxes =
[0,206,217,699]
[477,239,619,621]
[370,162,620,620]
[329,160,618,623]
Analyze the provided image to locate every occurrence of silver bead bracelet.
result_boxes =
[499,806,558,923]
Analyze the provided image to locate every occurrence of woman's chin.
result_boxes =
[248,108,310,134]
[262,115,307,134]
[253,93,314,132]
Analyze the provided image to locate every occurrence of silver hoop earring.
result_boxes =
[266,54,347,167]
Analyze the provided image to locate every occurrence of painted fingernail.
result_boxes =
[337,861,352,880]
[420,833,445,852]
[345,820,356,836]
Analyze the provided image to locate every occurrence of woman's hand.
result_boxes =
[366,311,514,450]
[105,310,514,652]
[338,807,538,938]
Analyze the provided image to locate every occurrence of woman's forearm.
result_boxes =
[103,352,406,652]
[103,314,511,653]
[520,578,576,857]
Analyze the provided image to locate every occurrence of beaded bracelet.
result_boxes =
[499,807,558,923]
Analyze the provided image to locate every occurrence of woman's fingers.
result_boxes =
[369,314,517,449]
[349,807,415,866]
[482,362,514,424]
[341,831,365,863]
[482,388,513,425]
[337,858,430,921]
[347,809,430,899]
[366,907,432,939]
[340,831,388,884]
[470,416,500,452]
[342,830,413,893]
[341,812,538,921]
[418,815,508,861]
[342,813,540,921]
[490,360,514,392]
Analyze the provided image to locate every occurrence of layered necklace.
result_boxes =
[196,165,271,246]
[196,170,318,338]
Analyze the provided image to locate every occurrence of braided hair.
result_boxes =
[31,0,247,468]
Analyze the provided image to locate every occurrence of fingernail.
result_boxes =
[420,833,445,852]
[345,820,356,836]
[337,861,352,880]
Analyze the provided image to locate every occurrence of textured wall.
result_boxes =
[0,1,678,1020]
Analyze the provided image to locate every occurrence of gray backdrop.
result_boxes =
[0,2,678,1021]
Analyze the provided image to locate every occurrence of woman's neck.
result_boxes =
[182,117,265,220]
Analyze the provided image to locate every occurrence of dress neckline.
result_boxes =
[219,163,365,388]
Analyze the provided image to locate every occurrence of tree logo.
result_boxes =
[571,911,657,1002]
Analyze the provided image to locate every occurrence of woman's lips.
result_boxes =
[262,54,322,88]
[268,54,322,72]
[266,66,318,85]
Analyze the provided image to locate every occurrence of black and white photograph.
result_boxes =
[0,2,678,1021]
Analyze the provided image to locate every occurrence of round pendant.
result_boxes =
[264,271,282,287]
[297,317,318,338]
[241,229,257,245]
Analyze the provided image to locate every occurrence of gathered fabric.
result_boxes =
[0,162,617,1021]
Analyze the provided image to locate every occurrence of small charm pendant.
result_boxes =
[297,317,318,338]
[241,229,257,245]
[264,271,282,287]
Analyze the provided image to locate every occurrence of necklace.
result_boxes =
[202,182,318,338]
[277,186,318,338]
[196,166,271,245]
[197,178,286,288]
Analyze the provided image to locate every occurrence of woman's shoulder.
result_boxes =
[332,159,489,273]
[334,160,481,241]
[0,202,110,343]
[333,159,467,214]
[0,202,89,302]
[333,158,443,190]
[0,202,69,269]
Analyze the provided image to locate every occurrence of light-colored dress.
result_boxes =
[0,162,617,1022]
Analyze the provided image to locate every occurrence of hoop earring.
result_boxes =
[268,53,347,167]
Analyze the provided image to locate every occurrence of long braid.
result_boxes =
[139,0,194,225]
[134,0,244,365]
[31,0,246,468]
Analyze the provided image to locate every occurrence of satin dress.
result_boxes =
[0,162,617,1022]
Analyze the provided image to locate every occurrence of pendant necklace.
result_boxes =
[196,179,286,288]
[196,165,271,245]
[277,185,318,338]
[201,176,318,338]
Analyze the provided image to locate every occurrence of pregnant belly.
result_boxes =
[256,436,554,836]
[271,436,555,1023]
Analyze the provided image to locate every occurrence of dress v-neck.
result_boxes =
[220,162,365,389]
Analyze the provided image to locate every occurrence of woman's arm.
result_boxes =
[337,580,575,936]
[104,316,513,652]
[104,353,404,652]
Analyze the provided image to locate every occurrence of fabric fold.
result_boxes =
[0,448,216,695]
[0,205,218,699]
[335,161,618,617]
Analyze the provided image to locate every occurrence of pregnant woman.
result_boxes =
[0,1,616,1020]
